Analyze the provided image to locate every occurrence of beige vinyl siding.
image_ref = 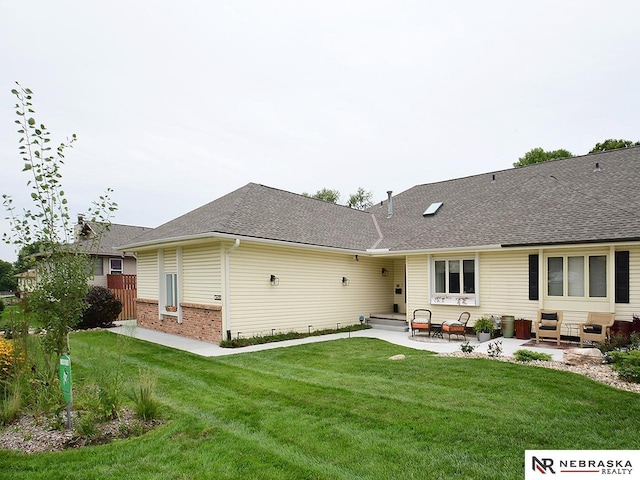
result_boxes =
[393,258,406,313]
[228,243,393,336]
[163,248,177,272]
[137,251,158,299]
[406,255,428,317]
[478,250,538,320]
[615,245,640,320]
[182,243,222,305]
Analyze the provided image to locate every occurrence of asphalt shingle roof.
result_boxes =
[371,146,640,251]
[123,147,640,253]
[76,223,152,256]
[127,183,382,251]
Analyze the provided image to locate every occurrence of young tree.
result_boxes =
[347,187,374,210]
[2,83,117,356]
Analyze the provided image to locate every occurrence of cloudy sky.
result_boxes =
[1,1,639,261]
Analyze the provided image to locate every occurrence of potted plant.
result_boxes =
[474,317,494,342]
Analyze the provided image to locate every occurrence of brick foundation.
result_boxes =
[136,299,223,344]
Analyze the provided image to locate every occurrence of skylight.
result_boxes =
[423,202,443,216]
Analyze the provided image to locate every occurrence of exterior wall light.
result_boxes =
[381,268,389,277]
[270,274,279,286]
[342,276,350,286]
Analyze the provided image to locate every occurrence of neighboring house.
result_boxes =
[15,269,37,296]
[73,218,151,320]
[74,217,152,288]
[120,147,640,344]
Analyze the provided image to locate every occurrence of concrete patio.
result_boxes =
[110,321,567,361]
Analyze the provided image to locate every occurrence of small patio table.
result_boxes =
[564,322,581,343]
[430,323,443,339]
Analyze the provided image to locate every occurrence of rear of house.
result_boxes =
[121,147,640,344]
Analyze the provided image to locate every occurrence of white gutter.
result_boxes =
[224,239,240,341]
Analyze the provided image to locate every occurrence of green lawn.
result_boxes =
[0,304,20,323]
[2,332,639,479]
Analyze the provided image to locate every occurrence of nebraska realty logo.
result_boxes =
[525,451,638,479]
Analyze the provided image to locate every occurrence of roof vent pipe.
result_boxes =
[387,191,393,218]
[491,174,496,183]
[594,162,602,172]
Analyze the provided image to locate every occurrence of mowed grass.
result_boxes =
[2,332,639,480]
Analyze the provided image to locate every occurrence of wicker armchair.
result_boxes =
[411,309,433,337]
[580,312,615,347]
[535,310,563,345]
[442,312,471,341]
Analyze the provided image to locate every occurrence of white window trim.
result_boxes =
[430,253,479,306]
[109,257,123,275]
[544,252,608,300]
[158,247,183,322]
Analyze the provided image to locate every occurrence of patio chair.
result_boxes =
[411,309,433,337]
[535,310,563,345]
[580,312,615,347]
[442,312,471,341]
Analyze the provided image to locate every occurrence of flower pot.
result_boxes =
[514,319,532,340]
[477,332,491,342]
[501,315,515,338]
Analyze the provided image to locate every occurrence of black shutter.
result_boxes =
[529,254,539,301]
[615,251,630,304]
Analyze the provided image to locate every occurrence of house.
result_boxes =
[120,147,640,344]
[74,216,152,288]
[15,269,37,296]
[73,217,151,319]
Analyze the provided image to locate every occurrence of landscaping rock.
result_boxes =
[563,347,603,366]
[388,354,406,361]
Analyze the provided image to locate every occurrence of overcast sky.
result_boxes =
[1,1,639,262]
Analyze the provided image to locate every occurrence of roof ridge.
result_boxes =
[254,183,374,214]
[218,183,258,231]
[407,146,640,190]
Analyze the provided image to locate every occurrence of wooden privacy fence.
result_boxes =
[107,274,137,320]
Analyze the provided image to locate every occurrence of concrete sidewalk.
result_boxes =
[110,321,566,361]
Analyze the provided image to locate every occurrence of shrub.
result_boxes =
[460,342,475,354]
[611,350,640,383]
[0,299,5,314]
[514,349,553,362]
[77,286,122,330]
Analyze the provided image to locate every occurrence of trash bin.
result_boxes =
[515,318,532,340]
[501,315,515,338]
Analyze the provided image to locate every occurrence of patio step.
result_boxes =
[368,313,409,332]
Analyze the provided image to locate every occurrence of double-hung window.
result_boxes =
[546,255,607,298]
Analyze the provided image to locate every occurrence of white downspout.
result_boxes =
[224,239,240,341]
